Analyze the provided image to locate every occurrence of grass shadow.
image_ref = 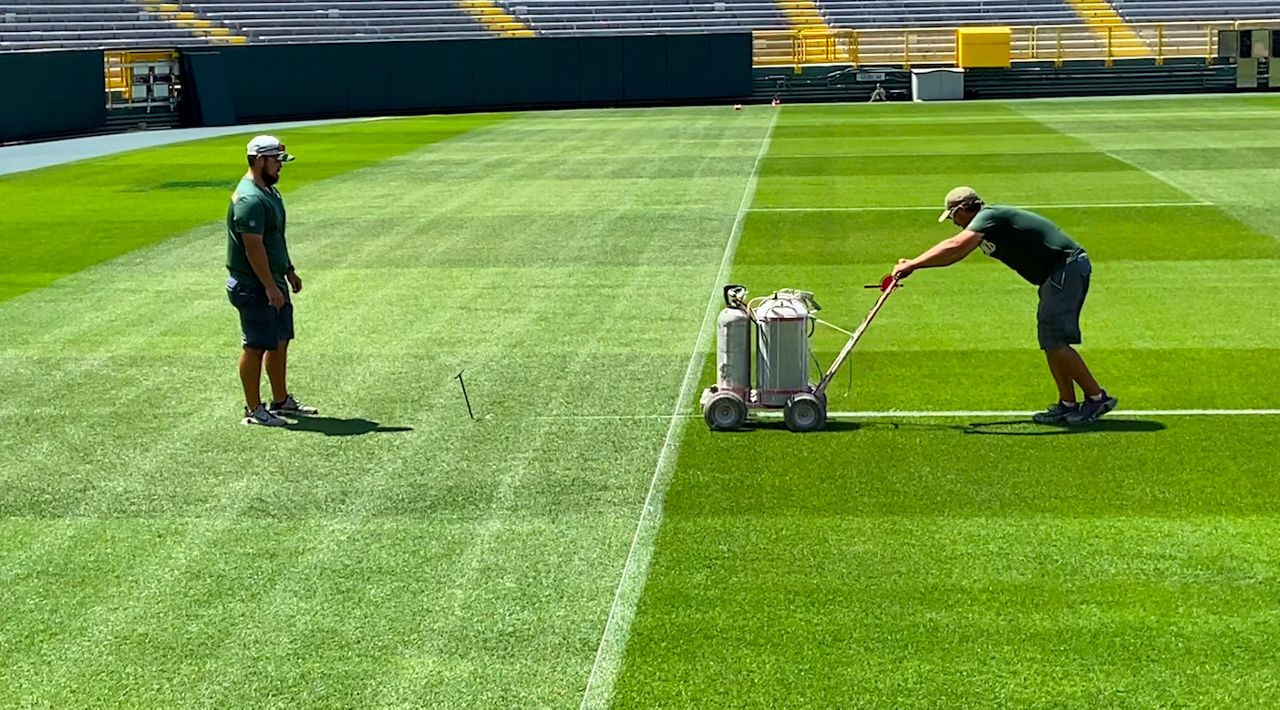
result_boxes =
[963,418,1167,437]
[283,416,413,437]
[737,419,864,433]
[847,418,1167,436]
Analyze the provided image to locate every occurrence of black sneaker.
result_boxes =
[1032,401,1078,425]
[269,394,318,416]
[1065,392,1118,426]
[243,403,287,427]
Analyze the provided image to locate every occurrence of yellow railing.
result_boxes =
[754,19,1278,68]
[105,49,179,96]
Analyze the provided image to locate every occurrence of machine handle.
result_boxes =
[863,274,902,291]
[815,276,901,396]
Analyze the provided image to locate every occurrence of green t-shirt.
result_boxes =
[968,205,1082,285]
[226,176,289,287]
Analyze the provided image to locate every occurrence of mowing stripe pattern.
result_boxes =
[580,108,780,710]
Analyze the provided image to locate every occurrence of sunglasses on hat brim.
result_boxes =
[253,149,295,162]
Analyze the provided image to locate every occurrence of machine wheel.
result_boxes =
[703,391,748,431]
[783,393,826,433]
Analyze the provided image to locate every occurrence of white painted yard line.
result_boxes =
[819,408,1280,418]
[767,151,1093,158]
[579,108,780,710]
[749,201,1211,213]
[777,107,1280,123]
[542,408,1280,421]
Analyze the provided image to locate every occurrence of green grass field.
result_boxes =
[2,96,1279,708]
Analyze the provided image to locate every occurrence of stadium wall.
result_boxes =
[182,34,754,126]
[0,51,106,143]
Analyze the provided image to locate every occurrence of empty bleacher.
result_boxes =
[1110,1,1280,22]
[3,0,1278,52]
[0,1,218,50]
[186,1,492,43]
[821,0,1080,29]
[500,0,788,36]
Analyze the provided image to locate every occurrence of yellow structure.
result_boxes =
[777,0,833,63]
[458,0,535,38]
[956,27,1012,68]
[778,0,827,30]
[1063,0,1147,58]
[753,19,1278,68]
[104,49,179,105]
[138,2,246,44]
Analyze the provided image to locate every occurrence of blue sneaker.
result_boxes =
[243,403,287,427]
[1065,392,1118,426]
[1032,401,1078,425]
[269,394,318,416]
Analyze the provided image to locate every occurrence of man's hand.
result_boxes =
[286,271,303,294]
[892,258,917,280]
[266,283,287,309]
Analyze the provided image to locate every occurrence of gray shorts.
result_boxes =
[227,275,295,351]
[1037,252,1091,350]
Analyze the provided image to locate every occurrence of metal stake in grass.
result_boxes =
[455,370,474,419]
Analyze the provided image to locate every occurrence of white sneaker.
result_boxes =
[243,403,288,427]
[269,394,318,416]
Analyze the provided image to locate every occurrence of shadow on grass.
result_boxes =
[852,418,1166,436]
[964,418,1166,436]
[731,420,864,433]
[283,416,414,437]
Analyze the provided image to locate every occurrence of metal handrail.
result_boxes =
[754,18,1277,68]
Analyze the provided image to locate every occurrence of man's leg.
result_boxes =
[265,339,289,404]
[239,346,267,409]
[264,304,316,415]
[1045,346,1101,400]
[1044,347,1078,403]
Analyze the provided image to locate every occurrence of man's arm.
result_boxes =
[894,230,984,278]
[242,233,286,308]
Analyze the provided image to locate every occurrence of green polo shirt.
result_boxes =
[226,176,289,287]
[969,205,1083,286]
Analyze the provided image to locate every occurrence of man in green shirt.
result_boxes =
[226,135,318,426]
[892,187,1117,425]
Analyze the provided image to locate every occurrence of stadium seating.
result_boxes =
[499,0,788,36]
[1110,1,1280,22]
[819,0,1080,29]
[0,1,212,50]
[3,0,1279,51]
[187,1,492,43]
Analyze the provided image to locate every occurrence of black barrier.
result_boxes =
[623,35,669,101]
[578,36,626,102]
[666,34,713,99]
[0,50,105,143]
[181,51,235,127]
[181,34,752,124]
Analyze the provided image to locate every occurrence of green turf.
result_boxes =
[0,114,508,302]
[0,106,776,706]
[3,97,1280,708]
[611,98,1280,708]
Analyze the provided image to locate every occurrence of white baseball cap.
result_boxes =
[247,134,295,161]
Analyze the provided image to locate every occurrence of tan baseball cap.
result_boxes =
[938,186,981,223]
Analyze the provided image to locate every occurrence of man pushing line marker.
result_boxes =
[892,187,1118,426]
